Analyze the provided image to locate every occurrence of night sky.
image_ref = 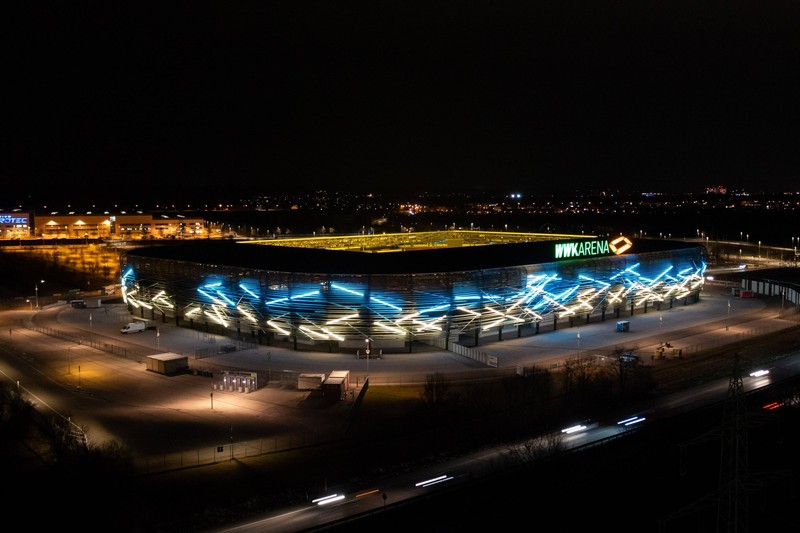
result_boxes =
[5,2,800,205]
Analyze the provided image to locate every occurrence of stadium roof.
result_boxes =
[123,231,701,275]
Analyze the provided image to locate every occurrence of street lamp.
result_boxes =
[726,299,731,331]
[34,279,45,310]
[365,338,371,375]
[67,343,81,375]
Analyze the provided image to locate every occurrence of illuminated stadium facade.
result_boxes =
[120,231,707,350]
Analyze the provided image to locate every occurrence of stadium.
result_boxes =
[119,230,707,352]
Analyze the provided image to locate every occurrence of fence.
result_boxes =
[27,324,148,363]
[136,378,372,475]
[428,337,500,367]
[133,430,328,474]
[677,324,796,356]
[741,278,800,311]
[194,338,259,359]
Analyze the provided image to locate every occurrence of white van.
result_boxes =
[120,322,146,334]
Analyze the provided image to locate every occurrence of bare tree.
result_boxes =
[420,371,451,418]
[562,353,600,398]
[506,431,564,464]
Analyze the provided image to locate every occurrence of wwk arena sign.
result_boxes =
[554,236,632,260]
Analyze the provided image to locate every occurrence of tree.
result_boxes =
[420,371,451,418]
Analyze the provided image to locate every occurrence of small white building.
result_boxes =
[145,352,188,375]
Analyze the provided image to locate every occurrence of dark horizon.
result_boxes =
[6,2,800,200]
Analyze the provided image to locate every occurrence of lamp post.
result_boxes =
[34,279,44,310]
[67,345,75,375]
[726,299,731,331]
[365,338,371,375]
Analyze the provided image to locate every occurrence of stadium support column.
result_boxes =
[553,312,558,331]
[472,306,482,346]
[171,285,181,327]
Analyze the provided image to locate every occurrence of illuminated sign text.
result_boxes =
[554,236,632,259]
[0,215,28,225]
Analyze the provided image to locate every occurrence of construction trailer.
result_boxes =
[322,370,351,399]
[145,352,188,375]
[297,373,326,390]
[328,370,350,391]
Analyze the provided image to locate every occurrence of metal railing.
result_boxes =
[133,430,329,475]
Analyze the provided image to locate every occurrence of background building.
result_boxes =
[0,212,32,239]
[0,212,207,240]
